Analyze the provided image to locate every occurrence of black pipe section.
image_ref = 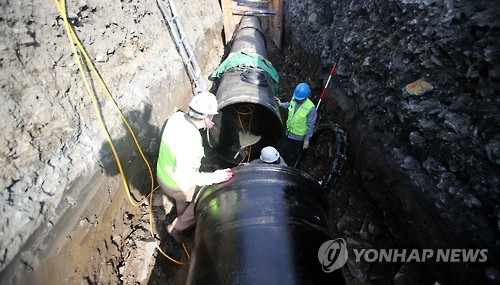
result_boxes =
[294,123,348,193]
[209,16,283,164]
[209,67,282,163]
[229,16,267,57]
[186,165,346,284]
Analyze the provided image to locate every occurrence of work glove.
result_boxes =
[273,96,281,105]
[212,168,233,184]
[303,140,310,150]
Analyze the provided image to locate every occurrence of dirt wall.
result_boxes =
[0,0,223,283]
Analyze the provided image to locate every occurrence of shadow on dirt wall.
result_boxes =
[98,103,160,198]
[96,103,196,282]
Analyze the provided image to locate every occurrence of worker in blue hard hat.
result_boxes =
[157,92,233,242]
[274,82,317,165]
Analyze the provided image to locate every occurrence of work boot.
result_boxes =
[167,224,184,243]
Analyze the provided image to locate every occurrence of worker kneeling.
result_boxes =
[156,92,233,242]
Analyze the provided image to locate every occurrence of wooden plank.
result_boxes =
[269,0,283,50]
[222,0,281,48]
[221,0,241,45]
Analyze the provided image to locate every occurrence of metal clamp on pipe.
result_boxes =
[240,67,269,87]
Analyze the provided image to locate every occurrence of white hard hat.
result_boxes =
[189,92,218,117]
[260,146,280,163]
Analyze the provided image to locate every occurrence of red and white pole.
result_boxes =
[316,61,337,111]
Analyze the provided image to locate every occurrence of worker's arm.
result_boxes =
[303,107,318,149]
[173,145,232,189]
[274,96,290,109]
[190,168,232,186]
[280,101,290,109]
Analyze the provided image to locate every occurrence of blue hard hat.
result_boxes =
[293,83,311,100]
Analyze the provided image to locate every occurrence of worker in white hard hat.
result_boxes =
[156,92,233,242]
[250,146,287,166]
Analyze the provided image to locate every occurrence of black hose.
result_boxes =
[294,123,348,194]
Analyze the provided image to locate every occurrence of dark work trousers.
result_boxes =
[157,177,197,233]
[279,134,303,166]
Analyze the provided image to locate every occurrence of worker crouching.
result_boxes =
[250,146,287,166]
[156,92,233,242]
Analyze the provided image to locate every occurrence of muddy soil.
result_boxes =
[0,0,223,284]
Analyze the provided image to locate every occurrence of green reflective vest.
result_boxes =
[286,99,314,136]
[157,112,204,189]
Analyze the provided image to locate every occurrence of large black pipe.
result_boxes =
[209,16,283,164]
[186,165,346,284]
[229,16,267,57]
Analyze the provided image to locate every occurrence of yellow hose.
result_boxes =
[54,0,188,266]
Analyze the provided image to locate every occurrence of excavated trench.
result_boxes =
[2,1,499,284]
[64,32,467,285]
[14,27,412,285]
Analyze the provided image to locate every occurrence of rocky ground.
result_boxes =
[268,36,433,284]
[282,0,500,283]
[1,0,499,284]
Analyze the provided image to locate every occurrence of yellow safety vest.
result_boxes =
[287,99,314,136]
[157,112,204,189]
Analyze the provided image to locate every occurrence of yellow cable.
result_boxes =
[182,243,191,259]
[149,185,188,265]
[54,0,189,265]
[54,0,146,206]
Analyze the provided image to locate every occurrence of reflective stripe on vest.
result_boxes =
[286,99,314,136]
